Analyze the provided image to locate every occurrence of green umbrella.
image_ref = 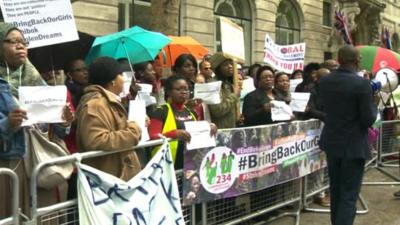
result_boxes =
[85,26,171,70]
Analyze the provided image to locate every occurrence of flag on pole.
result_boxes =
[334,10,353,45]
[381,26,392,50]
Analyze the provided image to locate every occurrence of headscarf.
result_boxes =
[0,22,44,96]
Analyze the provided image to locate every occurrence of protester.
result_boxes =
[319,45,377,225]
[152,56,165,104]
[321,59,339,71]
[242,66,275,126]
[172,53,197,92]
[199,60,213,82]
[295,62,320,92]
[306,68,330,121]
[273,71,291,104]
[291,69,303,79]
[208,53,240,129]
[148,75,217,169]
[64,59,89,108]
[248,63,261,87]
[76,57,142,181]
[133,61,157,86]
[0,22,73,218]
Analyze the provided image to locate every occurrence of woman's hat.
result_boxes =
[209,52,233,71]
[89,57,122,86]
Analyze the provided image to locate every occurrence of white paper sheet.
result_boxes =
[120,71,134,98]
[128,100,150,143]
[194,81,222,104]
[19,86,67,126]
[290,92,311,112]
[271,100,293,121]
[290,79,303,93]
[241,78,256,94]
[184,121,216,150]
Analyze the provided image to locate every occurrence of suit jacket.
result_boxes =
[318,68,377,159]
[242,88,273,126]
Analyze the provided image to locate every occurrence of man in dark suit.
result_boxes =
[318,45,377,225]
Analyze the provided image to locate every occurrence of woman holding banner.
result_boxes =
[242,66,275,126]
[148,75,217,169]
[208,53,240,129]
[0,22,73,219]
[273,71,291,104]
[76,57,142,180]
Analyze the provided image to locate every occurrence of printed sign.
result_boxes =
[264,34,306,74]
[220,17,245,62]
[0,0,79,48]
[183,119,326,205]
[19,85,67,126]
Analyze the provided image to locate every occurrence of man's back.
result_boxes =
[318,68,377,159]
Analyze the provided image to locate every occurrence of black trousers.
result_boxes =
[327,156,365,225]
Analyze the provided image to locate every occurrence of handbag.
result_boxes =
[25,125,73,189]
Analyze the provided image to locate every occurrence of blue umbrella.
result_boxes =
[85,26,171,71]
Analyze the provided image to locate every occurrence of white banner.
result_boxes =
[78,141,185,225]
[263,34,306,74]
[194,81,222,104]
[290,92,310,112]
[220,17,245,62]
[128,100,150,143]
[271,100,293,121]
[0,0,79,48]
[19,85,67,126]
[184,121,216,150]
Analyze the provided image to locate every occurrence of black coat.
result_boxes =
[242,89,273,126]
[318,68,377,159]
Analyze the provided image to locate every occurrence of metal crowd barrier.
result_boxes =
[200,179,302,225]
[25,137,305,225]
[301,168,368,214]
[24,139,195,225]
[0,168,20,225]
[363,120,400,185]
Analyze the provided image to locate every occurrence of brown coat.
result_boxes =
[76,85,142,180]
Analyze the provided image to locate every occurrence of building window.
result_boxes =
[275,0,301,45]
[214,0,252,64]
[118,0,151,30]
[323,0,332,26]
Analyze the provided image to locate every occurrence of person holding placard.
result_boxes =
[76,57,142,181]
[273,71,291,104]
[208,53,240,129]
[148,75,217,169]
[173,54,205,120]
[0,22,73,218]
[242,66,275,126]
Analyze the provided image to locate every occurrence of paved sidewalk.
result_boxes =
[265,167,400,225]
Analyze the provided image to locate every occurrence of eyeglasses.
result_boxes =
[3,38,29,47]
[173,88,190,93]
[71,67,88,73]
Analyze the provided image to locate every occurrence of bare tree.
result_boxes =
[150,0,180,35]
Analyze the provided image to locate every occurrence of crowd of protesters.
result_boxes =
[0,21,398,223]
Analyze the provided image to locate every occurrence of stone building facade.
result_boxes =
[71,0,397,65]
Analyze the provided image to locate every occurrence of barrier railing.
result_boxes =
[24,118,395,224]
[0,168,20,225]
[363,120,400,185]
[25,137,305,225]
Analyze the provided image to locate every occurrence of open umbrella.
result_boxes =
[28,31,95,73]
[356,45,400,74]
[85,26,171,69]
[161,36,208,66]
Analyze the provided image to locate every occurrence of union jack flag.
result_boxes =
[334,10,353,45]
[381,26,392,49]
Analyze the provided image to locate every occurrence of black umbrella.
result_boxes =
[28,31,95,73]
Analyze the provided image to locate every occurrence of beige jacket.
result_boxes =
[76,85,142,180]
